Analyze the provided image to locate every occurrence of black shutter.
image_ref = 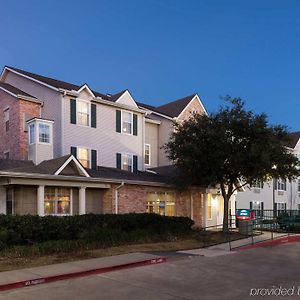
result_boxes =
[91,149,97,170]
[71,146,77,158]
[284,203,287,211]
[274,179,277,190]
[70,99,76,124]
[133,155,138,173]
[133,114,138,136]
[116,110,121,133]
[116,153,121,169]
[250,201,253,210]
[91,104,97,128]
[261,202,264,211]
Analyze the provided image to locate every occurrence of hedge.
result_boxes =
[0,213,194,249]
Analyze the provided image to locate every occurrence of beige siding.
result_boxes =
[28,143,53,165]
[63,94,144,170]
[4,71,63,158]
[177,96,206,121]
[14,186,37,215]
[86,188,104,214]
[145,121,159,168]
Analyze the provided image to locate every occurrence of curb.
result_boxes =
[236,235,300,251]
[0,256,166,292]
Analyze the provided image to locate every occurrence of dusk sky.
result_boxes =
[1,0,300,130]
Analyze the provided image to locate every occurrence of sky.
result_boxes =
[1,0,300,130]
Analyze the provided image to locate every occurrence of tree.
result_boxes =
[164,97,299,232]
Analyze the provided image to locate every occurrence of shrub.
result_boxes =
[0,213,194,249]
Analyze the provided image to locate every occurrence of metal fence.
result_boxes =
[252,209,300,220]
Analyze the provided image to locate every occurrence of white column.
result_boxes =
[37,185,45,216]
[79,187,86,215]
[0,186,6,214]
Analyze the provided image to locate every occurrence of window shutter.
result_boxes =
[116,153,121,169]
[261,202,264,211]
[70,99,77,124]
[133,155,138,173]
[91,149,97,170]
[133,114,138,136]
[274,179,277,190]
[250,201,253,210]
[71,146,77,158]
[91,104,97,128]
[116,110,121,133]
[284,203,287,211]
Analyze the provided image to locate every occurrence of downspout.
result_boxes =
[115,182,125,214]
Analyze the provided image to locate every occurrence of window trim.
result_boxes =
[76,98,91,127]
[38,123,51,145]
[121,110,133,135]
[277,178,287,191]
[144,143,151,166]
[3,150,9,159]
[121,152,133,172]
[276,202,286,211]
[77,146,91,169]
[29,123,36,145]
[44,187,72,216]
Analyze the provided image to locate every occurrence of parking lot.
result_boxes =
[1,242,300,300]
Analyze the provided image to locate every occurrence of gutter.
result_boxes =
[115,182,125,214]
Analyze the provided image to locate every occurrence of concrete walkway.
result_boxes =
[0,253,166,291]
[178,231,290,257]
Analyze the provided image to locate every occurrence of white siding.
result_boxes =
[63,95,144,170]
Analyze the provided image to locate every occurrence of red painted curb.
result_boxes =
[236,235,300,251]
[0,256,166,292]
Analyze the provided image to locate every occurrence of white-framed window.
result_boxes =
[29,123,35,144]
[146,192,175,216]
[252,201,263,210]
[78,147,90,168]
[122,153,133,172]
[252,181,264,189]
[277,178,287,191]
[122,111,133,134]
[77,100,90,126]
[38,123,50,144]
[44,187,71,215]
[144,144,150,165]
[276,202,286,211]
[4,108,9,132]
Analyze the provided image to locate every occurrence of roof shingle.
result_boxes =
[0,82,37,99]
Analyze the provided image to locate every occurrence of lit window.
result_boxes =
[44,187,71,215]
[144,144,150,165]
[78,147,90,168]
[29,124,35,144]
[122,111,132,134]
[4,109,9,132]
[77,100,90,126]
[122,154,132,172]
[39,123,50,143]
[207,194,212,219]
[277,178,286,191]
[146,193,175,216]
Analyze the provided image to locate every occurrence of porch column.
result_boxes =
[79,187,86,215]
[37,185,45,216]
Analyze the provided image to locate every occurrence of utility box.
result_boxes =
[238,220,253,235]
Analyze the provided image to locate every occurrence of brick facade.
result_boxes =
[0,90,41,160]
[102,183,205,226]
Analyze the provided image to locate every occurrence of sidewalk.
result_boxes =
[178,231,296,257]
[0,252,166,292]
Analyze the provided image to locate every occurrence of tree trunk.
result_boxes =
[220,183,232,233]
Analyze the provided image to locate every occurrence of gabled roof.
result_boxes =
[156,94,197,118]
[286,131,300,149]
[0,82,37,99]
[3,66,121,102]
